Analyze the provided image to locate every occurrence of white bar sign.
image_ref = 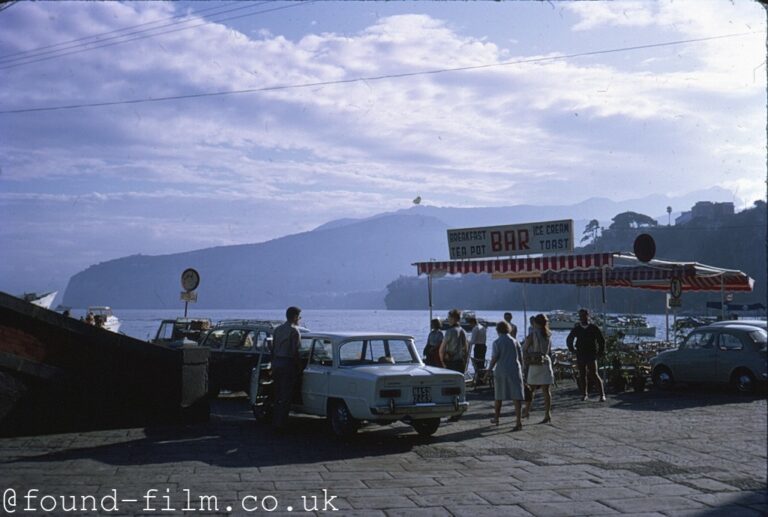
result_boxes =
[447,219,574,259]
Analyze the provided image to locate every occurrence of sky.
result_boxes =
[0,0,765,296]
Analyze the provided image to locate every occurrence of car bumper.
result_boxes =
[369,399,469,418]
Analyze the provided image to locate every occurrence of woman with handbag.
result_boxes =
[523,313,555,424]
[488,320,526,430]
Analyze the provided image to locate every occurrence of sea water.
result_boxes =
[87,308,672,350]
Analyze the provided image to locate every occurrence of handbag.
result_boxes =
[527,352,545,366]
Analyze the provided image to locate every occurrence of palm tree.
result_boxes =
[666,206,672,226]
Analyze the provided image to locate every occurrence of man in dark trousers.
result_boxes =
[271,306,302,430]
[566,309,606,402]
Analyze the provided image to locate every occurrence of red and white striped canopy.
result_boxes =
[413,253,754,292]
[414,253,614,276]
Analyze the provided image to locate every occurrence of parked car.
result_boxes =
[152,317,212,347]
[249,331,468,437]
[199,319,301,397]
[650,323,767,393]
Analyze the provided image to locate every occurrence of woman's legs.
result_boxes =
[542,385,552,422]
[513,400,522,428]
[493,400,502,424]
[524,385,537,417]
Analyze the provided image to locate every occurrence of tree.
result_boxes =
[609,211,658,230]
[666,206,672,226]
[581,219,601,243]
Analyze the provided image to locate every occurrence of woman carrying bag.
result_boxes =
[523,313,555,424]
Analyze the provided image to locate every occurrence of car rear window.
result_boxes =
[339,339,418,366]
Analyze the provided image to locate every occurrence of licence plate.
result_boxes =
[413,387,432,403]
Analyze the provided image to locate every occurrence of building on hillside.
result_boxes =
[675,201,734,225]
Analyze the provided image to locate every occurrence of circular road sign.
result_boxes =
[670,278,682,299]
[634,233,656,263]
[181,268,200,292]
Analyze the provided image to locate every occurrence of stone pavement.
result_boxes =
[0,380,765,516]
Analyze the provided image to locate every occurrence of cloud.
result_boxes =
[0,1,765,290]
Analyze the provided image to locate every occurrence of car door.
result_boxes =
[676,331,716,382]
[301,339,333,415]
[716,331,746,383]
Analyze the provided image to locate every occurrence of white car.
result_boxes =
[249,331,468,437]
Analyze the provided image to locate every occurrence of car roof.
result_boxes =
[707,319,766,329]
[301,331,414,341]
[697,322,767,333]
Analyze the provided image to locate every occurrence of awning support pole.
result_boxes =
[428,272,433,324]
[523,282,528,337]
[720,273,725,320]
[601,265,607,335]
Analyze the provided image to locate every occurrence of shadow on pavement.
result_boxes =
[609,385,766,411]
[0,396,490,469]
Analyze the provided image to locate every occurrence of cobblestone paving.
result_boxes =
[0,381,765,516]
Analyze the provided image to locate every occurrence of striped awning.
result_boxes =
[413,253,754,292]
[414,252,614,276]
[515,264,754,292]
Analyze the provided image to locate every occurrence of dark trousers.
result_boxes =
[272,357,298,429]
[577,358,604,396]
[471,343,487,383]
[445,359,466,374]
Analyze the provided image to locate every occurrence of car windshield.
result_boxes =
[338,338,419,366]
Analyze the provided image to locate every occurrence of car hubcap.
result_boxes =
[737,375,752,392]
[657,371,670,386]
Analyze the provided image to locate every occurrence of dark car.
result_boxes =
[650,323,767,393]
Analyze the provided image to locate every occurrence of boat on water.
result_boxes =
[87,306,121,333]
[440,310,495,332]
[546,310,579,331]
[603,314,656,337]
[20,291,57,309]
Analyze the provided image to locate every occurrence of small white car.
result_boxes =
[249,331,468,437]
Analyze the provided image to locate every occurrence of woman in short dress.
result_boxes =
[488,320,525,430]
[524,313,555,424]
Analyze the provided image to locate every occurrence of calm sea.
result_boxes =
[77,308,672,350]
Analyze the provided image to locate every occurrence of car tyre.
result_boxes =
[731,369,756,395]
[328,400,358,438]
[412,418,441,437]
[252,403,273,424]
[652,366,675,391]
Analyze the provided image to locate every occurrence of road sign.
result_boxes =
[670,278,682,299]
[180,291,198,302]
[725,293,734,302]
[668,296,682,308]
[181,268,200,292]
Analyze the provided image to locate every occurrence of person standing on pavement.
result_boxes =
[439,309,468,373]
[468,316,487,384]
[523,313,555,424]
[566,308,606,402]
[423,318,443,367]
[488,320,525,430]
[271,306,302,430]
[503,312,518,338]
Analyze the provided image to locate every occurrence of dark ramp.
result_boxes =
[0,291,209,436]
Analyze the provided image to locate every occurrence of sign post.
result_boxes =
[180,268,200,318]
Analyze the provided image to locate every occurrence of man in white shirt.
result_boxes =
[468,316,487,384]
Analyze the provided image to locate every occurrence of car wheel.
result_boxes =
[731,369,756,395]
[328,400,358,438]
[252,403,273,424]
[652,366,674,391]
[208,382,220,398]
[412,418,441,437]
